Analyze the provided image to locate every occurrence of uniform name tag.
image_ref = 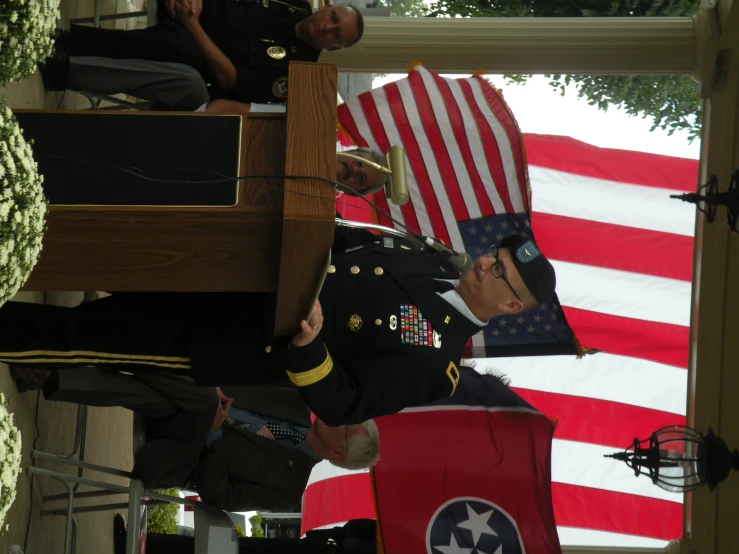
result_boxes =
[344,245,364,253]
[383,237,394,248]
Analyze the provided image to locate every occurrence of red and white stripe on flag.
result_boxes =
[337,65,531,250]
[484,134,696,548]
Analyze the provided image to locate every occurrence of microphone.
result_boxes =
[335,145,409,206]
[420,237,474,273]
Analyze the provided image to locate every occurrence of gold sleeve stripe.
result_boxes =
[446,361,460,396]
[286,350,333,387]
[0,349,189,362]
[0,357,191,370]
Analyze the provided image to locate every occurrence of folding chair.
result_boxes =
[40,404,88,554]
[29,450,200,554]
[70,0,147,28]
[30,413,167,554]
[70,0,158,110]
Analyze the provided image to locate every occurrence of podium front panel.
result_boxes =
[21,111,287,292]
[16,111,241,207]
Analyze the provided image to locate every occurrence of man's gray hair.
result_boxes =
[329,419,380,470]
[346,147,387,195]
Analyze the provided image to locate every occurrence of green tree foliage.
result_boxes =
[378,0,428,18]
[423,0,702,140]
[147,489,181,534]
[249,513,265,538]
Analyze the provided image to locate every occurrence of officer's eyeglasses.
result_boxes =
[486,244,523,302]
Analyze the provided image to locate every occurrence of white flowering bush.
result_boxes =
[0,101,46,305]
[0,393,21,533]
[0,0,60,86]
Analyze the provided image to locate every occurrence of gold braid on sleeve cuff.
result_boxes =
[286,347,333,387]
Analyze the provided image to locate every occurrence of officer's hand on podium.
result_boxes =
[291,301,324,348]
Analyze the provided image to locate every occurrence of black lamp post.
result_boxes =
[670,170,739,234]
[605,425,739,492]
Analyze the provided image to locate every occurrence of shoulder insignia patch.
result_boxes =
[516,240,541,263]
[272,76,288,99]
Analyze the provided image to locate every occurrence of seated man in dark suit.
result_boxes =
[36,367,379,511]
[40,0,364,109]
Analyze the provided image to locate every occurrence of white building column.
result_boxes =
[323,17,696,75]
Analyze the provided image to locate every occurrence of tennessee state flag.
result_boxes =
[373,366,561,554]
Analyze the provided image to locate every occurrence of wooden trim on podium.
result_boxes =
[15,109,285,212]
[274,62,338,336]
[22,111,288,291]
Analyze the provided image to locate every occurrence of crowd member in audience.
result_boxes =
[30,367,379,511]
[39,0,364,109]
[2,234,555,426]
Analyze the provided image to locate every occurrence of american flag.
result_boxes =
[337,65,578,359]
[256,424,275,440]
[307,67,697,549]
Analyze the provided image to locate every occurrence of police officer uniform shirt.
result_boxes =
[200,0,320,103]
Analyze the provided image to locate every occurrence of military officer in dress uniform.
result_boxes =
[4,232,555,426]
[38,0,363,109]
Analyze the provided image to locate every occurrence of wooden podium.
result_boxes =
[20,62,338,336]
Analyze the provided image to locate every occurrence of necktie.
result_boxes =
[226,417,305,445]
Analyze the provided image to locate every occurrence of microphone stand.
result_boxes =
[334,217,425,249]
[334,218,473,271]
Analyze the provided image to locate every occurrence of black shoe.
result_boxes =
[113,514,127,554]
[38,56,69,91]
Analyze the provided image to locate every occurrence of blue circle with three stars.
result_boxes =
[426,497,524,554]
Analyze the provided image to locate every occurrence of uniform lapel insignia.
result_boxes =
[444,315,451,324]
[400,304,437,347]
[291,45,298,53]
[346,314,363,332]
